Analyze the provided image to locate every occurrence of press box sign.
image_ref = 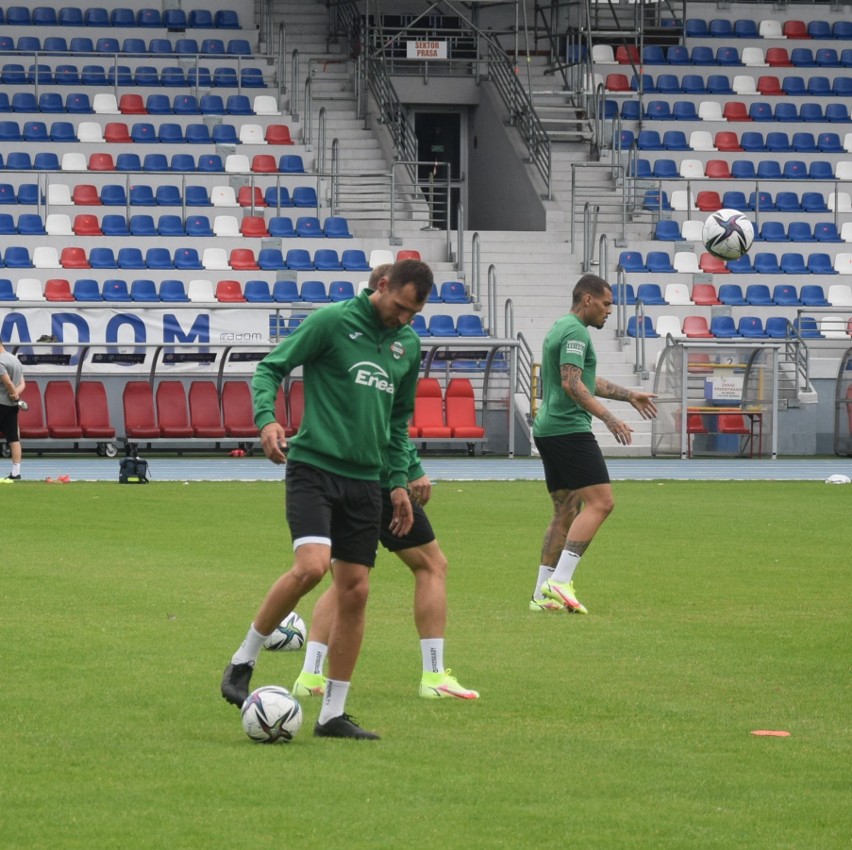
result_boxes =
[406,41,448,59]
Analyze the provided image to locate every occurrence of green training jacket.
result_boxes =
[252,290,422,491]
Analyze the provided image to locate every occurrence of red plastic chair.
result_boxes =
[215,280,246,302]
[187,381,226,439]
[228,248,259,270]
[705,160,732,179]
[60,247,90,269]
[606,73,631,92]
[155,382,194,438]
[73,214,102,235]
[251,154,278,173]
[616,44,640,64]
[239,215,269,238]
[691,283,722,305]
[698,253,730,275]
[685,413,707,458]
[237,186,267,208]
[682,316,715,338]
[396,249,421,261]
[119,94,147,115]
[45,381,83,439]
[104,122,132,143]
[123,381,161,439]
[782,20,809,39]
[696,191,723,212]
[287,380,304,436]
[756,76,783,96]
[44,278,75,301]
[222,381,257,437]
[765,48,793,67]
[722,101,751,121]
[77,381,115,439]
[71,184,101,205]
[445,378,485,439]
[713,132,741,152]
[265,124,293,145]
[411,378,451,438]
[17,383,49,439]
[88,153,115,172]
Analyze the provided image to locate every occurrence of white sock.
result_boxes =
[420,638,444,674]
[552,550,581,584]
[230,623,268,666]
[318,678,350,724]
[301,641,327,676]
[533,566,555,599]
[10,462,20,476]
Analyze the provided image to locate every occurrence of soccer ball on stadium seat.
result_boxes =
[241,686,303,743]
[262,612,306,651]
[702,209,754,260]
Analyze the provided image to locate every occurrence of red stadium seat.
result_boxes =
[411,378,451,438]
[156,382,194,438]
[45,381,83,439]
[44,278,75,301]
[188,381,226,439]
[17,383,49,439]
[445,379,485,439]
[123,381,161,439]
[222,381,257,437]
[77,381,115,440]
[215,280,246,302]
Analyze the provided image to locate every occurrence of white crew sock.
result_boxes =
[230,623,268,666]
[420,638,444,674]
[10,462,20,476]
[552,550,581,584]
[533,565,555,599]
[301,641,328,676]
[318,679,350,724]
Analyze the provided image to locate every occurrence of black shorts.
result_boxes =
[285,460,382,567]
[534,432,610,492]
[0,404,20,444]
[378,489,435,553]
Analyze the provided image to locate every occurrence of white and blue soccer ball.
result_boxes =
[240,685,303,743]
[262,612,306,651]
[702,209,754,260]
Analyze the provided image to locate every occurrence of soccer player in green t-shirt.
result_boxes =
[221,260,433,740]
[530,274,657,614]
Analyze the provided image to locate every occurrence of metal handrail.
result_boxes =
[633,300,648,377]
[290,50,300,121]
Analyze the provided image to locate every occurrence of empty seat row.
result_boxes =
[411,314,487,337]
[0,33,252,53]
[632,129,852,153]
[0,120,294,145]
[2,275,466,305]
[0,7,241,28]
[656,218,851,243]
[39,183,316,209]
[24,213,351,239]
[647,189,851,214]
[618,249,852,275]
[683,18,851,40]
[616,281,852,307]
[1,64,264,86]
[606,98,852,123]
[0,151,307,174]
[0,92,280,116]
[633,157,850,181]
[14,379,114,445]
[409,377,486,441]
[608,72,852,96]
[0,245,380,272]
[617,44,852,68]
[615,280,850,307]
[631,314,851,341]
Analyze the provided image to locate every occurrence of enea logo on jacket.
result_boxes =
[349,361,395,394]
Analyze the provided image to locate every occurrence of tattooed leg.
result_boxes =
[540,488,581,567]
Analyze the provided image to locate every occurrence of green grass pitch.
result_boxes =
[2,479,849,849]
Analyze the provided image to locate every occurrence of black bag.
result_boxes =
[119,456,149,484]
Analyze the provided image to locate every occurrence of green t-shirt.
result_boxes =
[533,312,596,437]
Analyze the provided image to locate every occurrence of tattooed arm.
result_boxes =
[596,377,658,420]
[561,364,634,444]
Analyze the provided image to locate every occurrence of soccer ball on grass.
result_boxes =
[262,611,306,651]
[240,685,303,743]
[702,209,754,260]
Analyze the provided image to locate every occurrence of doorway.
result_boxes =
[414,111,465,230]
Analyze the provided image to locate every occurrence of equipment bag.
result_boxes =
[119,456,149,484]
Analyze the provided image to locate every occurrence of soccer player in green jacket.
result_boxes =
[221,260,433,739]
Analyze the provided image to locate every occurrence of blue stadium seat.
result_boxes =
[173,95,200,116]
[652,159,678,179]
[813,222,842,243]
[808,76,831,97]
[200,95,226,115]
[709,316,741,338]
[146,95,172,116]
[643,190,672,212]
[775,192,801,212]
[457,315,488,337]
[170,154,196,173]
[726,255,755,274]
[748,102,773,122]
[654,220,682,241]
[745,284,774,305]
[3,246,31,268]
[612,283,636,305]
[737,317,767,339]
[292,186,317,206]
[188,67,213,88]
[718,284,748,305]
[690,46,715,65]
[758,221,786,242]
[808,161,834,180]
[323,217,353,239]
[645,100,672,120]
[226,39,252,56]
[707,74,733,94]
[173,248,202,270]
[786,222,813,242]
[766,132,791,153]
[792,317,823,339]
[257,249,287,270]
[226,95,254,115]
[186,215,214,237]
[684,19,708,38]
[341,249,371,271]
[145,248,174,270]
[244,280,274,303]
[268,217,295,238]
[636,283,668,304]
[103,280,130,302]
[800,285,831,305]
[5,152,31,170]
[158,215,185,237]
[779,251,810,275]
[753,253,781,274]
[637,130,664,151]
[429,314,460,337]
[799,103,825,123]
[734,20,758,38]
[102,215,130,236]
[300,280,330,302]
[645,253,676,274]
[666,45,690,65]
[212,124,239,145]
[148,38,173,55]
[65,93,93,114]
[817,133,843,153]
[410,315,429,337]
[790,49,815,68]
[296,216,323,238]
[142,154,169,172]
[216,10,242,28]
[772,285,802,306]
[747,191,776,212]
[202,38,225,54]
[131,280,160,303]
[185,124,212,145]
[241,68,266,88]
[129,185,155,207]
[185,186,211,206]
[439,281,468,303]
[89,248,118,270]
[17,214,45,235]
[273,280,300,302]
[159,280,190,302]
[197,154,224,173]
[285,249,314,270]
[801,193,829,213]
[212,67,238,87]
[73,280,102,302]
[756,161,783,181]
[131,123,157,144]
[618,251,646,272]
[791,132,818,153]
[709,18,733,38]
[626,315,658,339]
[265,187,292,208]
[730,161,757,180]
[662,130,689,151]
[825,103,850,123]
[117,248,146,269]
[808,20,831,39]
[764,317,790,340]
